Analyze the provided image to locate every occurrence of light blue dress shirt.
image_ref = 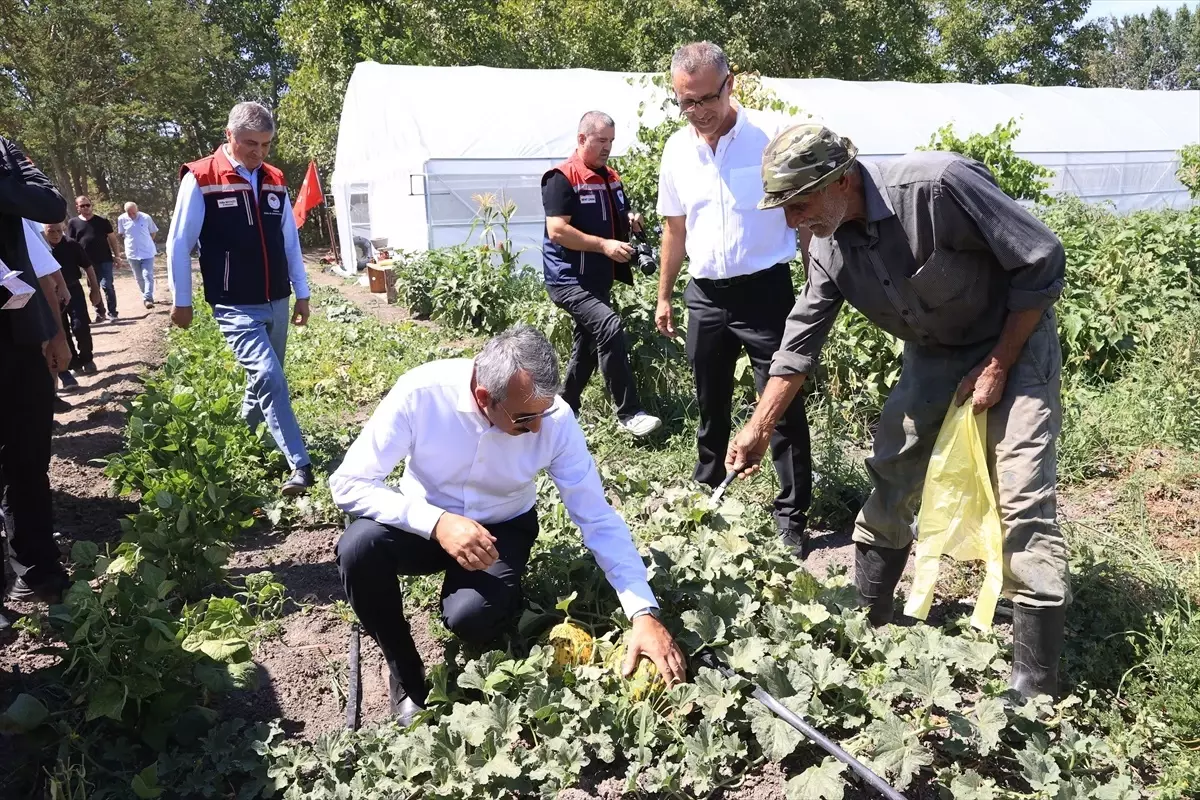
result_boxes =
[166,147,310,308]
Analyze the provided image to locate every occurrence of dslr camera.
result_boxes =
[631,228,659,276]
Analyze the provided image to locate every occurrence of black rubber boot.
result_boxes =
[853,542,911,626]
[1010,603,1066,701]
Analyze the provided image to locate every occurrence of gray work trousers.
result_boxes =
[853,309,1070,608]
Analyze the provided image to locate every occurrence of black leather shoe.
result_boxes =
[1010,604,1066,701]
[779,528,811,560]
[388,671,426,727]
[6,573,68,605]
[853,542,911,626]
[280,465,315,497]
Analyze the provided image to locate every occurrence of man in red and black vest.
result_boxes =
[166,101,314,496]
[542,111,661,437]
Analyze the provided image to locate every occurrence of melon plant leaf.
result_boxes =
[785,757,847,800]
[865,713,933,789]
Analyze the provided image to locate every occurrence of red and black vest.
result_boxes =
[541,153,633,289]
[180,147,290,306]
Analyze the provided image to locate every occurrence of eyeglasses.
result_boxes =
[496,404,554,427]
[673,75,731,116]
[78,203,92,208]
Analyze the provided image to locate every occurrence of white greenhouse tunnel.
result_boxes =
[330,61,1200,272]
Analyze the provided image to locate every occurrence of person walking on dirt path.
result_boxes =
[23,219,76,404]
[44,221,102,377]
[117,201,159,309]
[0,135,72,631]
[330,325,687,726]
[725,124,1070,701]
[654,41,812,560]
[67,194,124,322]
[541,111,661,438]
[166,100,314,497]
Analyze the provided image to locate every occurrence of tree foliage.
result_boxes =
[1085,5,1200,90]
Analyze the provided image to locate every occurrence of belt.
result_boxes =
[694,262,789,289]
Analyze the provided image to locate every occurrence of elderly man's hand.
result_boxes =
[955,357,1008,414]
[623,613,687,687]
[433,512,499,571]
[726,423,772,478]
[43,331,70,375]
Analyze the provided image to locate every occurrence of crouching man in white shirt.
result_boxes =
[330,325,687,725]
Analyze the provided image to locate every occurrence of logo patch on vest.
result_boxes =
[266,193,281,211]
[579,194,597,204]
[217,197,238,209]
[617,190,625,204]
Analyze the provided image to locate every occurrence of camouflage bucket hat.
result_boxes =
[757,124,859,210]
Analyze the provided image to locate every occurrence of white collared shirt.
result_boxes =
[117,212,159,260]
[329,358,658,619]
[657,107,797,280]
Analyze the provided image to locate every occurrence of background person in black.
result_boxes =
[67,194,125,321]
[0,135,71,631]
[45,221,102,375]
[541,111,662,438]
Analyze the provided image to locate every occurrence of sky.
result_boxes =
[1083,0,1200,22]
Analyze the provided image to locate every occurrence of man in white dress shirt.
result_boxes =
[654,42,811,558]
[116,201,159,308]
[330,326,686,725]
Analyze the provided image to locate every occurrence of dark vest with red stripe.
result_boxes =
[541,153,633,289]
[180,147,290,306]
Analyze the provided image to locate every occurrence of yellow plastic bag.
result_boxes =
[903,401,1005,631]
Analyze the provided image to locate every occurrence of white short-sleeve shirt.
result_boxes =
[657,106,797,280]
[117,212,159,260]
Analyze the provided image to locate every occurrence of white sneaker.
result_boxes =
[619,412,662,438]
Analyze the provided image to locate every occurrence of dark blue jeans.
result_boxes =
[94,260,116,316]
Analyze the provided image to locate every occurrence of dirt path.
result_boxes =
[0,260,170,772]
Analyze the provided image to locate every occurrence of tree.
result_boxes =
[0,0,237,218]
[927,0,1102,85]
[1086,6,1200,89]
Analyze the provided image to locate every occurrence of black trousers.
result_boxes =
[546,282,641,421]
[0,342,61,595]
[63,284,93,366]
[684,264,812,533]
[334,507,539,705]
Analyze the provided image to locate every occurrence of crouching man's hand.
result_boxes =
[624,610,687,687]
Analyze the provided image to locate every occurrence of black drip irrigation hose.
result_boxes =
[696,649,907,800]
[346,625,362,731]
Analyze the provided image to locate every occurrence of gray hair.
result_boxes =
[124,201,136,212]
[578,111,615,135]
[671,42,730,80]
[227,101,275,136]
[475,325,561,405]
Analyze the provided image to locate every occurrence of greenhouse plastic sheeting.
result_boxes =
[331,62,1200,270]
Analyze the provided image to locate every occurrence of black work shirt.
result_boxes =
[50,238,91,285]
[67,215,114,264]
[542,170,580,218]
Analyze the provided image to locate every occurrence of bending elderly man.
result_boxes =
[330,325,686,725]
[726,125,1069,700]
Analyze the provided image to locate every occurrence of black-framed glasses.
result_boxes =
[496,404,554,427]
[78,203,92,208]
[673,75,731,116]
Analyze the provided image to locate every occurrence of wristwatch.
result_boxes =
[630,607,661,622]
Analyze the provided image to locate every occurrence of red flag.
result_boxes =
[293,161,324,228]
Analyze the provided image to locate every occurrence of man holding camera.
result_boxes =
[541,111,661,437]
